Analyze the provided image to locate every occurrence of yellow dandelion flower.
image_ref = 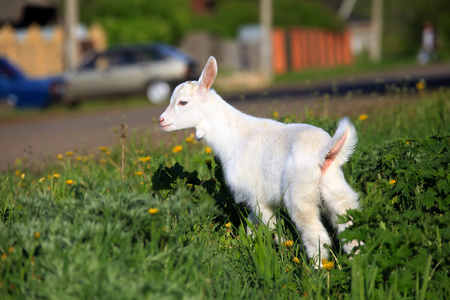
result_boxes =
[389,179,396,185]
[135,171,143,176]
[225,222,232,228]
[322,258,334,271]
[1,253,7,261]
[99,159,107,165]
[98,146,109,152]
[273,111,279,118]
[358,114,368,121]
[52,173,60,179]
[293,257,300,264]
[34,232,41,239]
[14,170,21,176]
[76,156,83,161]
[39,177,45,183]
[65,151,73,157]
[56,154,64,160]
[65,180,76,186]
[172,145,183,153]
[8,246,14,254]
[285,267,290,272]
[148,208,158,215]
[406,141,410,145]
[185,136,194,144]
[205,147,212,154]
[416,80,426,91]
[20,173,25,180]
[283,240,294,247]
[139,156,151,162]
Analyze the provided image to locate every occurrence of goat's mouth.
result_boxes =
[160,123,173,131]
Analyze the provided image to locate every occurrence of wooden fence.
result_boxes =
[273,28,353,75]
[0,23,106,77]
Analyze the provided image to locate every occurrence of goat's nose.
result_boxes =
[159,117,164,124]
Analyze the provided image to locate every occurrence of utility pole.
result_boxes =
[370,0,383,62]
[65,0,79,70]
[338,0,358,20]
[260,0,272,81]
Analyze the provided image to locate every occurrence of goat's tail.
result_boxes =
[320,118,357,174]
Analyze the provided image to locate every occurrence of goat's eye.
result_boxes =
[178,101,188,106]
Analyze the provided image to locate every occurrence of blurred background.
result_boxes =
[1,0,449,108]
[1,0,450,171]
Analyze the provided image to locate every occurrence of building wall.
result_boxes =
[0,23,106,76]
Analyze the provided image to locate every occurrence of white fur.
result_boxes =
[159,57,360,264]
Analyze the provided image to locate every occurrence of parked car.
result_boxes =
[0,57,68,109]
[66,43,198,105]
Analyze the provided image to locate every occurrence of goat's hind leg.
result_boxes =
[286,184,331,265]
[320,166,360,254]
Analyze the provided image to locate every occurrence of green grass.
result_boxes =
[0,95,151,122]
[0,88,449,299]
[274,54,422,86]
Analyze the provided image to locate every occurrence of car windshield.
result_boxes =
[154,43,192,63]
[77,45,171,71]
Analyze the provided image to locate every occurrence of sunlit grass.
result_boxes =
[0,88,448,299]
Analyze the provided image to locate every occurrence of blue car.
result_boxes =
[0,57,68,109]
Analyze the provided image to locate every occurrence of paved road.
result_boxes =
[1,63,450,172]
[228,63,450,101]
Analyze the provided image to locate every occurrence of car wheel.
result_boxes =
[6,94,19,107]
[146,81,171,105]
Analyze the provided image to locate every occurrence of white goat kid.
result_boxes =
[159,56,360,264]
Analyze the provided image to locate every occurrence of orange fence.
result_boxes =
[273,27,353,75]
[0,23,106,77]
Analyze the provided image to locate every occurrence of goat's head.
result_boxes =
[159,56,217,139]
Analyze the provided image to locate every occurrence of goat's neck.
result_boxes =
[199,92,255,162]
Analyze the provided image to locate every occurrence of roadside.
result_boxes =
[1,61,449,172]
[2,59,449,123]
[0,92,424,173]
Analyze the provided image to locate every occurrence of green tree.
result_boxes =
[79,0,191,45]
[77,0,345,45]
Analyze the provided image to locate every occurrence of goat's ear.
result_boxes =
[198,56,217,92]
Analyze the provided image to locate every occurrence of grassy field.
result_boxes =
[0,88,449,299]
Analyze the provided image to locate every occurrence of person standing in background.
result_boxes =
[419,21,435,65]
